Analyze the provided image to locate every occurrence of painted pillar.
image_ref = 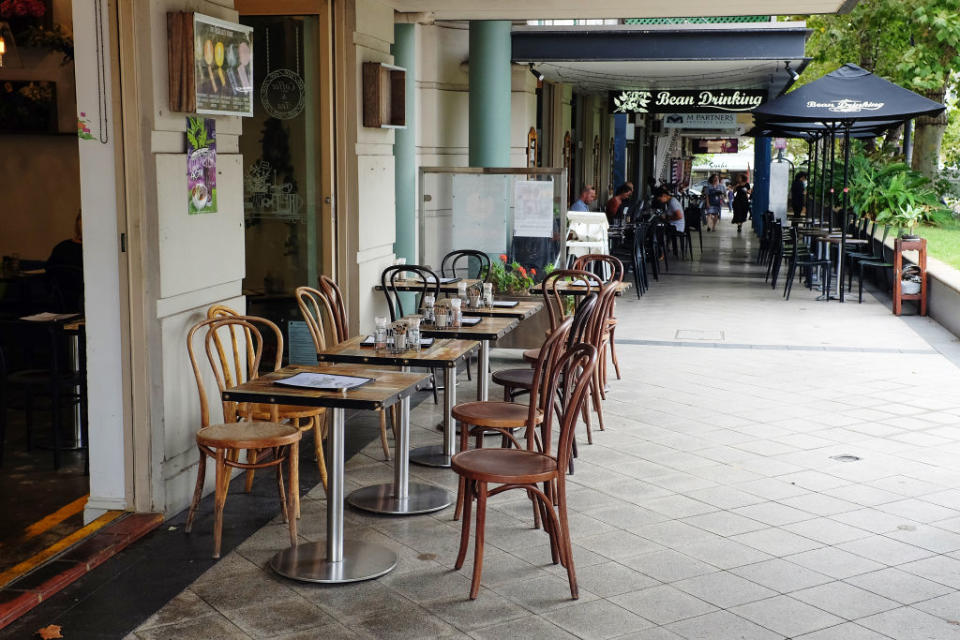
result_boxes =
[468,21,511,167]
[72,0,127,518]
[752,137,772,235]
[392,23,416,263]
[613,113,626,188]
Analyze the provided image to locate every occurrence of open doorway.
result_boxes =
[0,0,93,580]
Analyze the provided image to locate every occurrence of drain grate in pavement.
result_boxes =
[830,454,861,463]
[675,329,725,341]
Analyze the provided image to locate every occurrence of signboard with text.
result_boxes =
[662,113,738,130]
[609,89,765,114]
[690,138,739,154]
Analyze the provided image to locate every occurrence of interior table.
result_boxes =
[374,277,482,296]
[460,299,543,320]
[530,280,632,297]
[420,316,519,405]
[317,336,479,476]
[221,365,430,584]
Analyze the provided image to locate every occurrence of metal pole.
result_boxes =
[327,408,345,563]
[443,366,456,459]
[395,395,410,499]
[818,135,827,228]
[840,124,852,303]
[477,340,490,401]
[809,135,819,224]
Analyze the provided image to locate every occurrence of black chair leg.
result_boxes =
[858,264,865,303]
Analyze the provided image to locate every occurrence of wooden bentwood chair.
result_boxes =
[572,254,624,384]
[296,284,394,460]
[452,343,598,600]
[208,305,328,497]
[185,316,300,558]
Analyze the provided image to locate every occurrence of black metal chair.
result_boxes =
[856,227,895,303]
[783,227,832,301]
[380,264,442,403]
[440,250,491,283]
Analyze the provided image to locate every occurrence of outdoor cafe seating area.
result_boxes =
[184,249,631,597]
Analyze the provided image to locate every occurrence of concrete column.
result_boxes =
[613,114,626,188]
[468,21,511,167]
[392,23,416,263]
[753,137,772,235]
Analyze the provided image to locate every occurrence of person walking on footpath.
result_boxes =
[701,174,725,232]
[732,173,751,233]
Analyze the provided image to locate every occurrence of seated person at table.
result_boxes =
[570,184,596,212]
[654,187,685,233]
[605,183,633,224]
[46,210,84,312]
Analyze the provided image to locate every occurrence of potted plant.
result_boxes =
[490,255,536,296]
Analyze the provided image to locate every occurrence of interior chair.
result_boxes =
[207,304,327,497]
[452,315,575,522]
[573,254,624,383]
[185,316,300,558]
[521,269,603,368]
[296,285,393,460]
[782,227,832,301]
[440,250,492,283]
[380,264,443,404]
[452,343,598,600]
[681,206,702,258]
[856,227,895,303]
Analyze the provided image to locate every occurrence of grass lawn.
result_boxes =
[919,216,960,270]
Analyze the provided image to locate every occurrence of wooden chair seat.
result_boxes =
[491,368,534,390]
[245,403,324,422]
[452,401,543,429]
[522,348,540,364]
[196,421,301,449]
[451,448,557,484]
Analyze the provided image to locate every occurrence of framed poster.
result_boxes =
[193,14,254,116]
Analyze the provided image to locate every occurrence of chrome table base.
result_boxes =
[270,540,397,584]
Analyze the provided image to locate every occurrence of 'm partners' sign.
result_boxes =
[609,89,766,114]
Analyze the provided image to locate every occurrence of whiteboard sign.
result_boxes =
[513,180,554,238]
[451,174,509,256]
[769,161,790,221]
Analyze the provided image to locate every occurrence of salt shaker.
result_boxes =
[483,283,494,308]
[374,316,388,351]
[457,281,467,301]
[421,295,435,325]
[450,298,462,328]
[407,316,422,351]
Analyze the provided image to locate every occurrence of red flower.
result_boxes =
[530,268,536,276]
[499,254,508,262]
[517,266,527,277]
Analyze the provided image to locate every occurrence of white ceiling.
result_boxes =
[534,59,804,93]
[389,0,856,20]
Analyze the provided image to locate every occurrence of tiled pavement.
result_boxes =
[132,224,960,640]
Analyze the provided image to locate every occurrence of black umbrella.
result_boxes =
[752,64,946,301]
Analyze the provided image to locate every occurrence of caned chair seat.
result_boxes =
[491,368,534,390]
[245,403,324,422]
[452,401,543,429]
[451,448,557,483]
[522,348,540,365]
[196,421,301,449]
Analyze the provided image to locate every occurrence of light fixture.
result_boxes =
[529,63,544,83]
[0,34,5,67]
[785,61,800,81]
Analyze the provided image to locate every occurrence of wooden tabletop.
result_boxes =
[530,280,632,297]
[419,315,519,341]
[317,336,479,368]
[221,364,431,411]
[460,300,543,320]
[374,278,483,294]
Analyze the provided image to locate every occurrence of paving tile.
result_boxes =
[422,588,528,632]
[731,527,824,556]
[542,599,655,640]
[731,595,845,637]
[227,596,333,639]
[898,555,960,589]
[877,498,960,524]
[491,574,597,613]
[610,585,717,626]
[665,610,781,640]
[837,535,935,566]
[673,538,772,570]
[469,614,579,640]
[785,547,885,580]
[846,567,955,605]
[732,502,816,526]
[680,511,767,537]
[577,530,665,562]
[831,508,921,534]
[793,622,899,639]
[620,549,718,583]
[135,613,251,640]
[673,571,777,608]
[351,605,459,640]
[568,562,661,598]
[858,605,960,639]
[885,524,960,553]
[730,559,834,593]
[790,581,899,619]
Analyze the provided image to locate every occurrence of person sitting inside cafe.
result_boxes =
[605,183,633,223]
[46,210,84,312]
[570,184,596,212]
[654,187,685,256]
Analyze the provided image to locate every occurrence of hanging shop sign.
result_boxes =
[690,138,739,154]
[609,89,765,114]
[167,12,254,116]
[662,113,738,130]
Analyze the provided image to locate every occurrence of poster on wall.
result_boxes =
[513,180,554,238]
[187,117,217,214]
[194,13,254,116]
[691,138,739,154]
